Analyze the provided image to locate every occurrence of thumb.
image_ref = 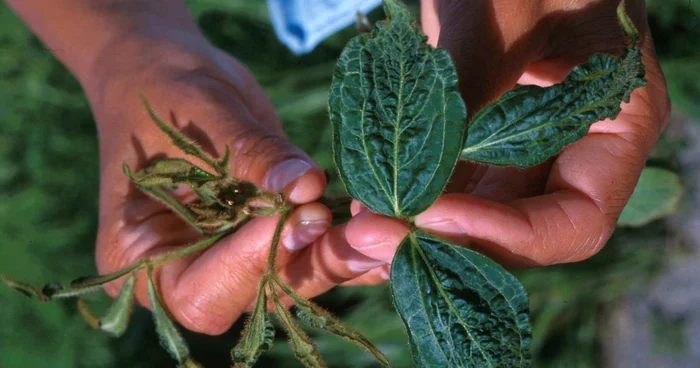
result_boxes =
[225,124,326,204]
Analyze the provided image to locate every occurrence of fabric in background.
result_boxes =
[267,0,382,54]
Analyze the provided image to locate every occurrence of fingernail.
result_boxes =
[414,218,466,236]
[348,257,386,273]
[380,269,391,280]
[285,220,329,252]
[265,159,313,193]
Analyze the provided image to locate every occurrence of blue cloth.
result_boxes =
[267,0,382,55]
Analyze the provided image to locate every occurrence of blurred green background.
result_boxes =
[0,1,698,367]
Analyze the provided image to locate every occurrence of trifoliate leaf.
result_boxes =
[461,5,645,167]
[391,231,532,367]
[330,0,467,218]
[618,167,683,227]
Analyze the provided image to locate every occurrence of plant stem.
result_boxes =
[267,209,292,273]
[151,232,229,267]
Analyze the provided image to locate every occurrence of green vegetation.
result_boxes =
[0,0,696,367]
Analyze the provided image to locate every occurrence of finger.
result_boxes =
[341,264,391,287]
[97,202,331,335]
[345,210,409,262]
[273,223,394,304]
[349,199,366,216]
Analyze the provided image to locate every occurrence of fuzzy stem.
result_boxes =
[266,209,292,274]
[151,232,229,267]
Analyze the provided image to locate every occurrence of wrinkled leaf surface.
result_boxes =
[330,0,466,217]
[461,46,645,167]
[391,231,532,367]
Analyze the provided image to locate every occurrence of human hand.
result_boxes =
[342,0,670,272]
[84,30,369,334]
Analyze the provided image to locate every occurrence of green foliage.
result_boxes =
[0,0,694,367]
[462,46,645,167]
[391,231,531,367]
[618,167,683,227]
[329,0,466,218]
[330,1,646,366]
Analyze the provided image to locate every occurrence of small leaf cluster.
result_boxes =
[3,99,387,367]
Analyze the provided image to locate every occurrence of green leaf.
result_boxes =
[146,267,193,365]
[75,273,137,337]
[269,284,326,368]
[329,0,467,218]
[99,273,137,336]
[269,275,388,367]
[461,8,645,167]
[127,158,218,188]
[391,231,532,367]
[231,279,275,368]
[294,301,390,367]
[1,274,44,300]
[618,167,683,227]
[123,163,202,231]
[141,96,225,175]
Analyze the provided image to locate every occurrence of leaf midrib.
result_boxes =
[410,233,495,368]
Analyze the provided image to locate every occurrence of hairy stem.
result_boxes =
[267,209,292,273]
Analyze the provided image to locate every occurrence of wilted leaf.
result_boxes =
[270,285,326,368]
[99,273,137,336]
[127,158,218,188]
[618,167,683,227]
[232,280,275,368]
[147,267,194,365]
[330,0,466,218]
[1,275,43,300]
[293,295,389,367]
[391,231,532,367]
[123,163,201,230]
[461,4,645,167]
[141,97,224,174]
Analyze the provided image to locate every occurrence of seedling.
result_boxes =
[2,0,645,367]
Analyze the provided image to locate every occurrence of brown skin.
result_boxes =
[8,0,669,335]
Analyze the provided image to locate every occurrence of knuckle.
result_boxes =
[560,211,612,264]
[228,127,293,179]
